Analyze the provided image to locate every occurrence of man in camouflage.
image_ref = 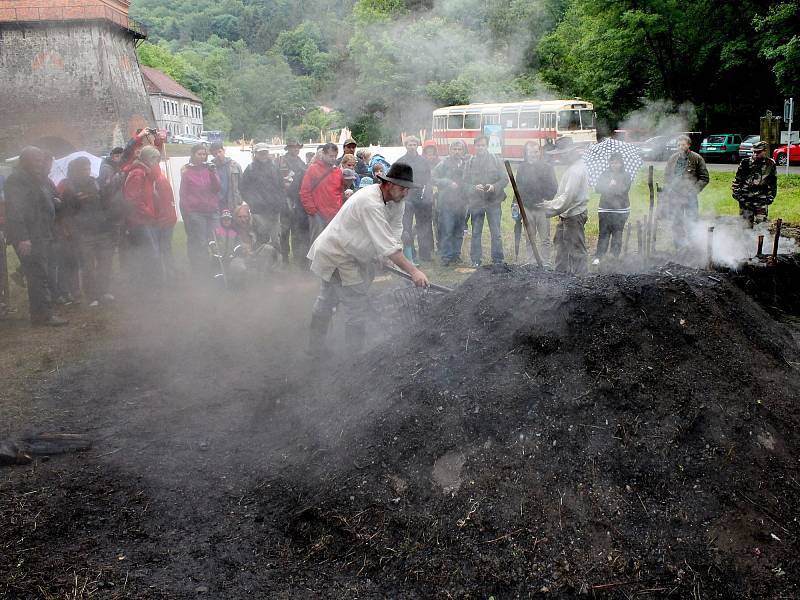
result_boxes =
[731,141,777,228]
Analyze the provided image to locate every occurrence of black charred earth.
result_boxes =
[2,262,800,599]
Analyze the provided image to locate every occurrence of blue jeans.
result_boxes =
[438,205,466,262]
[470,203,504,264]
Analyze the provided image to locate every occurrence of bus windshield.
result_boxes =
[558,110,581,131]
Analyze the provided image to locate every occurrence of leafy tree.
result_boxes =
[754,2,800,96]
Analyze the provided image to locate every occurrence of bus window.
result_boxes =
[434,115,447,130]
[448,114,464,129]
[482,113,500,127]
[501,110,519,129]
[519,111,539,129]
[558,110,581,131]
[464,113,481,130]
[579,110,595,130]
[541,112,556,130]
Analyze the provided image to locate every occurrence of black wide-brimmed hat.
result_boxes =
[376,163,421,189]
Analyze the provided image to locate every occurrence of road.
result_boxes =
[647,160,800,174]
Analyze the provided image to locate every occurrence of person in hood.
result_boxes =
[57,156,114,305]
[241,143,285,252]
[307,163,429,354]
[209,141,242,212]
[4,147,67,326]
[122,145,164,288]
[179,144,221,279]
[540,147,590,274]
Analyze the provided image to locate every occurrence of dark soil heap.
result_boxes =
[261,264,800,598]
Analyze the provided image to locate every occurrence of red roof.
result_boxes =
[141,66,201,103]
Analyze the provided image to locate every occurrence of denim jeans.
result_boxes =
[470,203,504,264]
[438,205,466,262]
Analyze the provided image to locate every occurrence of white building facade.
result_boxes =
[141,66,203,139]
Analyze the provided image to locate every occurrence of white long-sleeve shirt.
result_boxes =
[307,184,403,285]
[540,161,589,218]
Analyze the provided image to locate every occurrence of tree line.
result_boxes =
[131,0,799,143]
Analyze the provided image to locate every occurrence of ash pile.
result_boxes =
[257,261,800,598]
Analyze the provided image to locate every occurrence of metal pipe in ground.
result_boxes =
[706,226,715,270]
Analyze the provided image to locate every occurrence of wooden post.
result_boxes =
[636,220,643,254]
[623,222,632,255]
[772,218,783,260]
[504,160,543,267]
[646,166,654,256]
[756,235,764,257]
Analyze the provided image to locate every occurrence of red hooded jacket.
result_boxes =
[123,161,157,227]
[154,171,177,227]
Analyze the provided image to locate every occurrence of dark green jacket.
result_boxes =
[4,168,56,245]
[732,157,777,206]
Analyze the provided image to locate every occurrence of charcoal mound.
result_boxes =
[261,263,800,598]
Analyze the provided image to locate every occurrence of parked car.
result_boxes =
[773,143,800,166]
[700,134,743,163]
[635,135,671,161]
[172,135,203,145]
[738,135,760,159]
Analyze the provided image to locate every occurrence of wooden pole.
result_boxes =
[706,226,715,270]
[646,166,654,257]
[623,222,631,255]
[756,235,764,257]
[772,218,783,260]
[504,160,543,267]
[636,220,643,254]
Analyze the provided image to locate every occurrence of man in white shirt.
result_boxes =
[540,147,590,274]
[307,163,430,354]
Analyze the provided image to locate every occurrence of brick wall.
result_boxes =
[0,21,155,159]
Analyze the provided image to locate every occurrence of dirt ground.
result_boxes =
[2,257,800,598]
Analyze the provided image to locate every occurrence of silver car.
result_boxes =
[738,135,760,159]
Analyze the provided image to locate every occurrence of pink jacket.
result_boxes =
[179,163,221,215]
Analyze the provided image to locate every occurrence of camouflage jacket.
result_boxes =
[732,157,777,206]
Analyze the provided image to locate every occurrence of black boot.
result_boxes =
[307,313,332,357]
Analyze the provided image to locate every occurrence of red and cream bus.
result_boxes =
[431,99,597,159]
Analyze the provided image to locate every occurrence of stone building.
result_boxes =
[0,0,154,160]
[141,66,204,140]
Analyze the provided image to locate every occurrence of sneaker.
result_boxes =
[88,300,100,307]
[101,293,115,303]
[55,295,72,306]
[591,258,600,266]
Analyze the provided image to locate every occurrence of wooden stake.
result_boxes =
[756,235,764,257]
[646,166,655,256]
[636,220,643,254]
[623,223,631,255]
[772,218,783,260]
[706,226,715,270]
[504,160,543,267]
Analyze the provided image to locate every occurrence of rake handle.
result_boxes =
[384,265,453,293]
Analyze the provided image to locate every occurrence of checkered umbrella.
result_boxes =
[583,138,643,188]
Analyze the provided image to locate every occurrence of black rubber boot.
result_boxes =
[307,313,332,357]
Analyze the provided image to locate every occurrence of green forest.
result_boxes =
[130,0,799,143]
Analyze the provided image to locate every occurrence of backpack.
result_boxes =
[102,169,129,224]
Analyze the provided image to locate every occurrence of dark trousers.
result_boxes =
[55,236,80,298]
[438,205,466,262]
[0,230,8,306]
[79,233,113,301]
[128,225,160,289]
[402,200,434,261]
[596,212,629,258]
[554,212,588,274]
[156,225,176,281]
[470,203,504,264]
[17,240,55,321]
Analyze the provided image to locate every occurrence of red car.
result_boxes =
[773,143,800,166]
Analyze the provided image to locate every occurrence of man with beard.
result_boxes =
[300,142,344,243]
[664,134,709,248]
[209,141,243,212]
[732,141,777,228]
[4,147,67,326]
[278,139,310,267]
[240,143,286,252]
[307,163,429,354]
[395,136,433,262]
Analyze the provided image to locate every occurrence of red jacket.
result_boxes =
[179,163,221,215]
[123,161,157,226]
[300,161,344,222]
[154,171,177,227]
